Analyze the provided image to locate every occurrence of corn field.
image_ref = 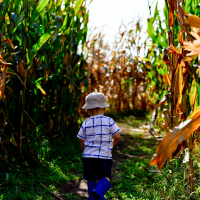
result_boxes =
[1,0,200,196]
[0,0,88,162]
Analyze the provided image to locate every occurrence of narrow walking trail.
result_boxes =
[58,116,158,199]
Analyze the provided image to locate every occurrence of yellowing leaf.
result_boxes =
[6,39,15,50]
[176,64,183,111]
[150,106,200,169]
[189,79,197,108]
[184,14,200,29]
[0,65,8,100]
[195,139,198,153]
[163,73,171,87]
[17,60,27,82]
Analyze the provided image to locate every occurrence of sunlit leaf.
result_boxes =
[195,139,198,153]
[189,79,197,108]
[182,29,200,62]
[10,133,18,147]
[150,106,200,169]
[163,73,171,87]
[74,0,84,15]
[176,64,183,111]
[30,27,56,63]
[31,77,46,95]
[167,0,174,27]
[178,29,183,41]
[135,56,151,62]
[30,0,50,25]
[184,14,200,29]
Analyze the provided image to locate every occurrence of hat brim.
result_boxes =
[82,102,110,109]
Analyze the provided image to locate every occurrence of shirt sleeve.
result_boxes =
[110,118,121,135]
[77,122,86,140]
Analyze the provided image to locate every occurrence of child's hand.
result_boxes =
[79,139,85,151]
[113,132,120,147]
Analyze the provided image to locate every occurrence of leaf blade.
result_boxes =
[30,0,50,25]
[150,106,200,169]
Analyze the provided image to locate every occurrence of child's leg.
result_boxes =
[96,177,110,185]
[87,180,96,200]
[92,177,111,200]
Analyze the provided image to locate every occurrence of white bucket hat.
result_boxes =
[82,92,110,109]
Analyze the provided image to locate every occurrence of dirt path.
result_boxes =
[58,119,154,199]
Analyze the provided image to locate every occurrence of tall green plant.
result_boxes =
[0,0,88,163]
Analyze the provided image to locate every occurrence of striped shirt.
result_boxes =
[77,115,120,159]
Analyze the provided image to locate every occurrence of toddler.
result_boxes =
[77,92,121,200]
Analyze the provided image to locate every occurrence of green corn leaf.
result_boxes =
[31,77,46,95]
[27,46,33,65]
[196,84,200,106]
[30,0,50,25]
[61,14,68,31]
[152,2,159,23]
[15,0,21,11]
[147,20,157,42]
[74,0,84,15]
[136,57,152,62]
[184,0,193,13]
[30,27,56,62]
[34,82,46,95]
[10,133,18,147]
[157,69,165,75]
[0,0,12,21]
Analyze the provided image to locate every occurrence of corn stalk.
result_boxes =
[149,0,200,194]
[0,0,88,164]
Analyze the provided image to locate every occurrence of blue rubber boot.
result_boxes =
[92,177,111,200]
[88,181,96,200]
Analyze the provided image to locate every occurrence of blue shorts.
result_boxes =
[82,157,113,181]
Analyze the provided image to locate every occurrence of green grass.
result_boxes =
[0,131,83,200]
[1,115,200,199]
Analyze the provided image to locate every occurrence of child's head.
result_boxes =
[82,92,109,115]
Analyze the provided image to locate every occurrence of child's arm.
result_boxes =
[113,132,120,147]
[79,139,85,151]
